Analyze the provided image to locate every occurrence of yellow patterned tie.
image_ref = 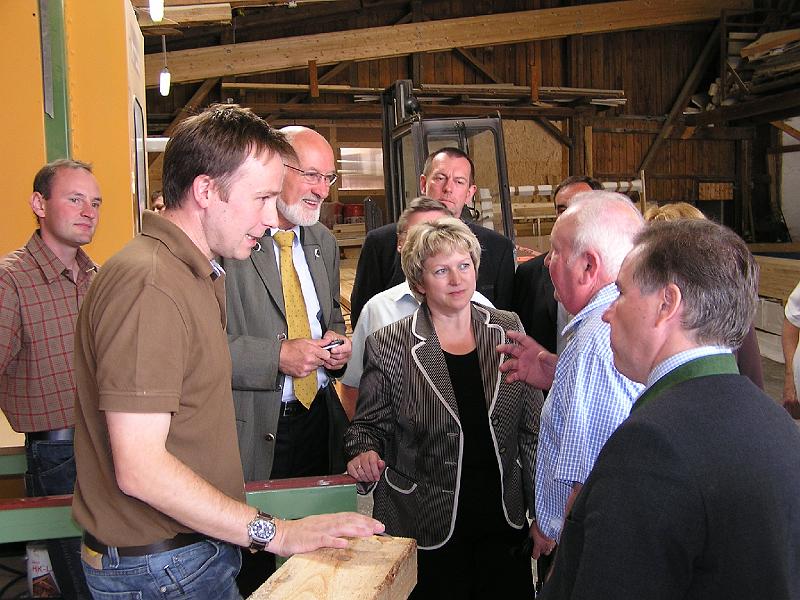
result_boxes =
[273,230,318,408]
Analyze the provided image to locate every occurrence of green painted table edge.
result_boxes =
[0,479,357,544]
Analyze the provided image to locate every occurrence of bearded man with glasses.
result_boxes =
[220,125,352,596]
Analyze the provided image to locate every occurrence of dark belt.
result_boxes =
[82,531,207,557]
[281,399,309,418]
[26,427,74,441]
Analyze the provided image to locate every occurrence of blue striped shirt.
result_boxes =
[534,283,644,541]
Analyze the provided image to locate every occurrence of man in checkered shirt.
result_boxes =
[0,159,101,599]
[501,191,645,588]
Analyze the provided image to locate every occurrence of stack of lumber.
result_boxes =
[741,28,800,95]
[333,223,366,248]
[251,535,417,600]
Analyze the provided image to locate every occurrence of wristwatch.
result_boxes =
[247,511,276,552]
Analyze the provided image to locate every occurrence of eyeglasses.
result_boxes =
[284,164,338,187]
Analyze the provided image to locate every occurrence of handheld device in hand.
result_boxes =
[321,339,345,351]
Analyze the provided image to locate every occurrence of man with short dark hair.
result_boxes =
[349,147,515,325]
[72,106,382,599]
[1,158,101,599]
[512,175,602,355]
[540,219,800,599]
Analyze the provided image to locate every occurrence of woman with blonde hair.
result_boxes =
[345,217,541,598]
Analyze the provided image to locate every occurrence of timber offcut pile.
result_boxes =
[740,28,800,96]
[686,24,800,116]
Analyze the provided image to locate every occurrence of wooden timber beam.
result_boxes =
[638,23,720,173]
[771,120,800,142]
[131,0,346,7]
[247,102,575,120]
[686,88,800,126]
[136,4,231,28]
[144,0,752,86]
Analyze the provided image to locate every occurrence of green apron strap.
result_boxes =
[632,354,739,413]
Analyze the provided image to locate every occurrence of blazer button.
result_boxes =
[264,433,276,442]
[277,384,282,391]
[499,446,506,454]
[491,417,500,426]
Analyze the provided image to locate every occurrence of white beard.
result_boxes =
[277,195,321,227]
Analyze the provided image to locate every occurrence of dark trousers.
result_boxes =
[236,388,331,597]
[410,524,534,600]
[25,437,92,599]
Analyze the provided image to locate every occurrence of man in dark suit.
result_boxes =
[349,147,515,325]
[222,126,352,595]
[540,219,800,599]
[512,175,601,354]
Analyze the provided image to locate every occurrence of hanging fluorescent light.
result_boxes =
[159,35,171,96]
[149,0,164,22]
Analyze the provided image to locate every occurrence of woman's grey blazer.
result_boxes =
[344,302,543,549]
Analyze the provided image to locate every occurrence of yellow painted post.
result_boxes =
[0,0,47,256]
[64,0,146,264]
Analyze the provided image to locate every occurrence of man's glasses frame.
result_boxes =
[284,164,338,187]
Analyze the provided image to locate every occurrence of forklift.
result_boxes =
[376,80,516,244]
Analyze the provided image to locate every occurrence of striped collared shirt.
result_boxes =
[535,283,644,541]
[0,232,96,432]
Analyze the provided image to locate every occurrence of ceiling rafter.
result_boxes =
[143,0,751,87]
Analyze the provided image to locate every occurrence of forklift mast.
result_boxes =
[380,80,515,241]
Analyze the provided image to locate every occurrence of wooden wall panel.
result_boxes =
[592,117,737,205]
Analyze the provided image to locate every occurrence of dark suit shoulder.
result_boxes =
[363,222,398,245]
[516,253,546,276]
[467,221,514,250]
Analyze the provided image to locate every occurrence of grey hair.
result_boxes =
[401,217,482,302]
[631,219,758,348]
[564,191,645,278]
[397,196,450,236]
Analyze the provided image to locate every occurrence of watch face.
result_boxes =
[249,516,276,544]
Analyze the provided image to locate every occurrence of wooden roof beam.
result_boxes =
[136,4,231,29]
[144,0,752,86]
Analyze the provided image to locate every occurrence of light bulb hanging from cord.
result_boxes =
[149,0,164,22]
[159,35,171,97]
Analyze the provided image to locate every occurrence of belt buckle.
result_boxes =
[282,402,294,418]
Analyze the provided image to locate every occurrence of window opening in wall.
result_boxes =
[338,147,384,190]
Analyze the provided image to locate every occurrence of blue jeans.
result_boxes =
[81,539,242,600]
[25,437,92,599]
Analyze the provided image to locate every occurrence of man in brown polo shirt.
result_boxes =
[1,158,101,599]
[72,105,383,599]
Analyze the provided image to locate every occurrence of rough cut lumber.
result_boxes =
[754,256,800,303]
[144,0,752,86]
[741,28,800,59]
[250,535,417,600]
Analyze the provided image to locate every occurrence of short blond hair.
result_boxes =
[644,202,705,223]
[401,217,481,302]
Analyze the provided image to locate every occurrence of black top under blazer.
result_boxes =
[344,303,544,549]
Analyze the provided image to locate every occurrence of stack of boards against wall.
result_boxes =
[251,535,417,599]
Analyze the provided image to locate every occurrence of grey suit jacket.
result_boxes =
[345,303,543,549]
[221,223,348,482]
